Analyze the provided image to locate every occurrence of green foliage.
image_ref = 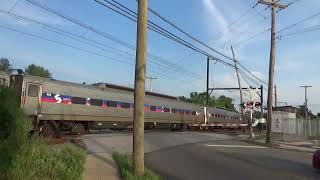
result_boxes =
[296,105,317,119]
[113,152,161,180]
[317,113,320,118]
[0,58,12,73]
[25,64,52,78]
[10,141,86,180]
[0,85,86,180]
[0,85,31,176]
[179,92,236,111]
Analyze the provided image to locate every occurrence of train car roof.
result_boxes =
[20,75,179,100]
[92,83,178,100]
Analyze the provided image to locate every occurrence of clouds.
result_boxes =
[201,0,229,38]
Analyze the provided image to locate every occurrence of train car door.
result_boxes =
[23,82,41,116]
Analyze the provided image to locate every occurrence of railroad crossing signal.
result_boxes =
[249,87,260,101]
[242,101,261,111]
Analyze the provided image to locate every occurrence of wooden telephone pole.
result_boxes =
[257,0,288,145]
[133,0,148,176]
[231,46,245,132]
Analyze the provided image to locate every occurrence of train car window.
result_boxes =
[71,97,86,104]
[90,98,103,106]
[191,111,197,115]
[150,105,156,111]
[107,101,117,108]
[119,102,130,109]
[171,108,177,113]
[163,107,170,112]
[28,84,38,97]
[144,104,150,111]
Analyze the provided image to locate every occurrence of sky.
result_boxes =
[0,0,320,113]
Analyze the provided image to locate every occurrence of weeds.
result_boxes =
[113,152,161,180]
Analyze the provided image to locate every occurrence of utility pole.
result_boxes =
[260,85,264,131]
[205,57,210,125]
[258,0,288,145]
[231,46,245,132]
[133,0,148,176]
[206,57,210,106]
[146,76,157,92]
[274,85,277,107]
[300,85,312,119]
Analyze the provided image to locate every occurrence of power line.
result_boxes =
[100,0,268,88]
[23,0,201,79]
[280,24,320,38]
[0,10,201,80]
[108,0,269,86]
[0,25,134,65]
[233,28,271,47]
[0,24,205,90]
[92,0,239,69]
[277,9,320,33]
[24,0,267,88]
[95,0,232,63]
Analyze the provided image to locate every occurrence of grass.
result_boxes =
[8,140,86,180]
[113,152,161,180]
[0,85,86,180]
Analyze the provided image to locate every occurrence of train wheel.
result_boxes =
[71,123,85,135]
[39,123,55,138]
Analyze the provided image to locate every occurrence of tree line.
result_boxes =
[179,92,236,111]
[0,58,52,78]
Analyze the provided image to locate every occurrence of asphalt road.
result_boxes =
[83,130,320,180]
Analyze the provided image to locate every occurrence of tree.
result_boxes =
[179,92,235,111]
[25,64,52,78]
[0,58,12,73]
[317,113,320,119]
[296,105,317,119]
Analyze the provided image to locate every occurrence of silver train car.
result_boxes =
[7,73,240,135]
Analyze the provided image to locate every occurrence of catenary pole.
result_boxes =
[231,46,245,133]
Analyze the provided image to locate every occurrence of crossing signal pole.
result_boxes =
[257,0,288,145]
[133,0,148,176]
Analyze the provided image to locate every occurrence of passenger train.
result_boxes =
[0,71,241,135]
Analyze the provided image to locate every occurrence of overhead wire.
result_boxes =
[233,28,271,47]
[23,0,201,79]
[101,0,268,86]
[0,23,205,90]
[277,9,320,33]
[92,0,239,69]
[23,0,268,88]
[279,24,320,38]
[0,10,201,80]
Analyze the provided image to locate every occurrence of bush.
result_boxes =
[113,152,161,180]
[0,85,86,180]
[0,85,31,176]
